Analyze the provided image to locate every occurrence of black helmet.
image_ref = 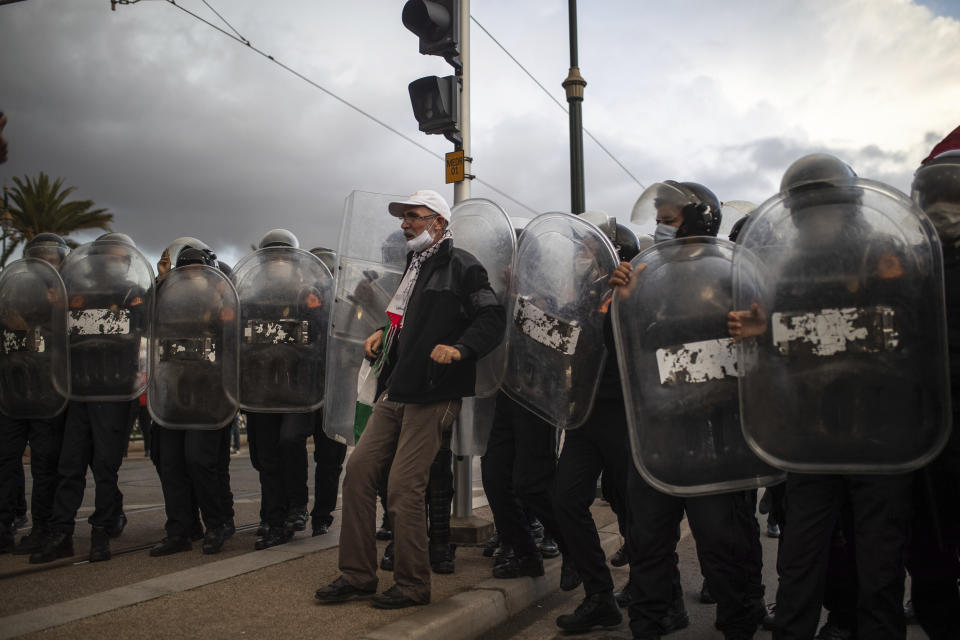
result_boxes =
[216,260,233,277]
[666,181,722,238]
[175,247,218,268]
[728,216,750,243]
[24,233,69,265]
[613,223,641,261]
[259,229,299,249]
[309,247,337,273]
[912,150,960,244]
[780,154,856,193]
[95,232,136,247]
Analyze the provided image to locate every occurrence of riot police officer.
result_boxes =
[0,234,69,554]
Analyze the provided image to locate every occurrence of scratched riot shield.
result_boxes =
[734,178,950,473]
[59,239,154,400]
[502,213,619,429]
[0,259,69,417]
[232,247,332,412]
[323,191,407,444]
[148,265,240,428]
[612,237,783,495]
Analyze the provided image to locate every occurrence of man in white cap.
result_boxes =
[315,189,505,609]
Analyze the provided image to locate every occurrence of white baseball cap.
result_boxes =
[387,189,452,220]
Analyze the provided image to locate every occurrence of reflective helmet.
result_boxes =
[912,150,960,244]
[728,216,750,243]
[780,153,856,193]
[675,181,722,238]
[259,229,299,249]
[175,247,218,268]
[165,236,210,266]
[23,232,69,266]
[216,260,233,277]
[309,247,337,273]
[95,232,136,247]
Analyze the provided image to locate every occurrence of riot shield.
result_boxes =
[148,265,240,428]
[59,240,154,401]
[323,191,407,445]
[612,237,784,495]
[0,258,69,418]
[502,213,619,429]
[232,247,332,413]
[734,178,950,473]
[448,198,516,399]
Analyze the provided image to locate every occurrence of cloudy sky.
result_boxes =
[1,0,958,267]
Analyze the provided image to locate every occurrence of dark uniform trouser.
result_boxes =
[50,401,133,534]
[627,467,758,639]
[0,412,66,528]
[480,392,564,558]
[426,428,453,545]
[553,397,630,596]
[906,466,960,640]
[155,425,231,537]
[772,473,912,640]
[246,412,312,528]
[311,414,347,528]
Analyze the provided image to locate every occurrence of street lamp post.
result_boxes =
[1,185,13,270]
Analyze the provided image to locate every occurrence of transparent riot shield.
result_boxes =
[734,178,950,473]
[502,213,619,429]
[612,237,784,495]
[0,259,69,418]
[232,247,332,413]
[148,265,240,429]
[59,240,155,401]
[449,198,516,398]
[323,191,407,445]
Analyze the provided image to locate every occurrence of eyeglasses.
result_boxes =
[401,212,439,223]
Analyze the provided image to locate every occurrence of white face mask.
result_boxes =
[654,223,678,244]
[406,229,436,252]
[925,202,960,243]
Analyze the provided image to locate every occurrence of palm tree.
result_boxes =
[1,172,114,267]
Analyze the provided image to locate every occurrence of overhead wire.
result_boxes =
[135,0,541,215]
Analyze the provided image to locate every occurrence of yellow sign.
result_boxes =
[445,150,465,184]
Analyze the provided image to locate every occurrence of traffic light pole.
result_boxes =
[452,0,473,521]
[563,0,586,214]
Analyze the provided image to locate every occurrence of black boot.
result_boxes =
[202,525,228,554]
[430,543,456,574]
[560,558,582,591]
[29,531,73,563]
[89,526,111,562]
[380,541,395,571]
[556,592,622,631]
[482,531,500,557]
[254,525,291,550]
[610,544,628,567]
[150,536,192,557]
[492,550,544,579]
[107,512,127,538]
[284,508,308,534]
[539,536,560,559]
[615,579,634,608]
[13,522,49,555]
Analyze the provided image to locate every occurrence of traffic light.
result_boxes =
[402,0,461,70]
[408,75,460,144]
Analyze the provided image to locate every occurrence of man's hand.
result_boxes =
[364,329,384,358]
[430,344,462,365]
[609,262,645,295]
[728,303,767,342]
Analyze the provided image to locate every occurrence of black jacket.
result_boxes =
[381,239,505,404]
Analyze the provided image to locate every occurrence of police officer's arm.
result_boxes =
[431,263,505,364]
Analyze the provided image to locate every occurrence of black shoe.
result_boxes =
[89,526,111,562]
[256,521,269,537]
[614,581,634,608]
[190,522,205,541]
[492,551,544,579]
[315,575,377,604]
[150,536,192,557]
[375,517,392,540]
[560,559,582,591]
[556,592,623,632]
[492,542,514,565]
[528,518,545,546]
[312,522,330,537]
[699,579,716,604]
[430,543,456,574]
[766,522,781,538]
[29,531,73,563]
[13,513,28,530]
[762,603,777,631]
[106,512,127,539]
[14,524,49,555]
[380,541,394,571]
[222,521,236,539]
[815,620,855,640]
[371,584,426,610]
[539,536,560,559]
[202,526,228,554]
[610,544,628,567]
[254,526,291,550]
[659,597,690,634]
[482,531,500,557]
[285,509,308,534]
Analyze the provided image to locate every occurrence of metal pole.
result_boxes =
[452,0,473,519]
[562,0,586,214]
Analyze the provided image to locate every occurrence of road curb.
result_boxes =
[361,525,623,640]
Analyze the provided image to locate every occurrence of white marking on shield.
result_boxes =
[771,307,874,356]
[656,338,740,385]
[69,309,131,335]
[514,297,581,356]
